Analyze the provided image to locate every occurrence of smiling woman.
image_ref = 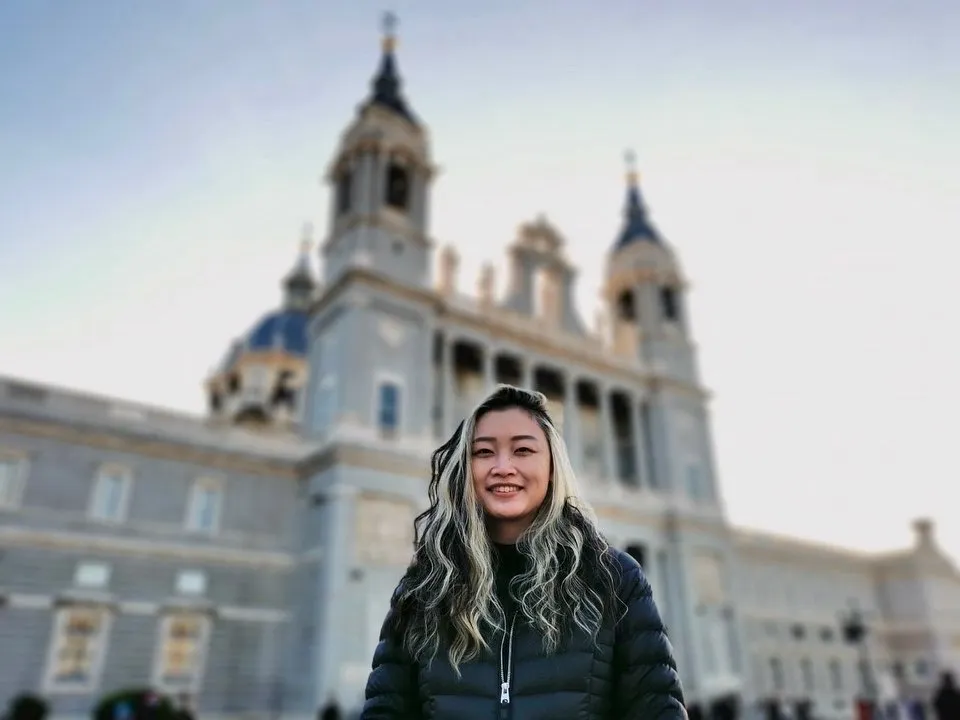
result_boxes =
[360,384,687,720]
[471,407,551,543]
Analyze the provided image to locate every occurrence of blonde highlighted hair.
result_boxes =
[388,384,618,673]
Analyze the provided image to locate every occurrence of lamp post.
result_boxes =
[841,607,876,720]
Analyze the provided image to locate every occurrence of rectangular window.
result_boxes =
[377,381,402,439]
[152,613,210,694]
[0,454,26,508]
[89,467,131,522]
[175,570,207,596]
[186,481,222,535]
[44,606,111,693]
[74,562,110,589]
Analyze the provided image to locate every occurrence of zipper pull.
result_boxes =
[500,681,510,704]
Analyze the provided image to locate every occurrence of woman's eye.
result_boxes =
[472,448,493,457]
[515,447,533,455]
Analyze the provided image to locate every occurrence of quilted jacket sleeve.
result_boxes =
[359,592,420,719]
[612,558,687,720]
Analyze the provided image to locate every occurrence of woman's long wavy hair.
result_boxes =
[389,384,619,673]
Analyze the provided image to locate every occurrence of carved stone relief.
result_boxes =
[355,495,415,566]
[377,317,406,349]
[693,549,726,606]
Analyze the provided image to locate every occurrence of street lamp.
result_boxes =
[841,607,876,719]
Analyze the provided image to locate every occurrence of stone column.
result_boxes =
[374,149,387,214]
[661,537,702,701]
[420,167,431,234]
[563,373,582,472]
[598,386,616,482]
[521,359,535,391]
[482,347,496,394]
[440,335,455,436]
[358,151,374,215]
[312,484,359,708]
[631,394,650,489]
[413,166,427,231]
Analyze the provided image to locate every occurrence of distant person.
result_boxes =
[175,694,195,720]
[318,700,341,720]
[360,385,686,719]
[908,697,927,720]
[933,672,960,720]
[712,694,740,720]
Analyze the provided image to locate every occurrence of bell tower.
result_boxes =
[603,151,697,383]
[602,151,723,508]
[321,14,437,288]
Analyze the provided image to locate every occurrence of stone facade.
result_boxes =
[1,19,958,720]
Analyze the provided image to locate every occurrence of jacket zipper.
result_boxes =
[499,612,517,719]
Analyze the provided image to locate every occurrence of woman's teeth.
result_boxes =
[492,485,520,494]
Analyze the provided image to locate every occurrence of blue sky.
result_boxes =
[1,0,958,559]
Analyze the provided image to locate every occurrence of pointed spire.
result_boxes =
[361,12,418,126]
[614,149,662,250]
[283,223,317,310]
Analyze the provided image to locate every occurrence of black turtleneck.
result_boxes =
[492,542,527,619]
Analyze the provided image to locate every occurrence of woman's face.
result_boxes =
[470,407,551,544]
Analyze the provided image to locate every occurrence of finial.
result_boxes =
[381,11,398,53]
[299,222,314,255]
[624,149,639,186]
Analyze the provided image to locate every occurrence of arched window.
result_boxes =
[659,286,679,322]
[270,370,297,410]
[385,162,410,211]
[616,290,636,321]
[336,170,352,215]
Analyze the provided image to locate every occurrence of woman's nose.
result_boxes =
[491,454,515,474]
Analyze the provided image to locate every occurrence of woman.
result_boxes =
[361,384,686,719]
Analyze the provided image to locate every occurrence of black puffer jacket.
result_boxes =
[361,549,686,719]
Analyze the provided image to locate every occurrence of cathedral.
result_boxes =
[0,19,957,720]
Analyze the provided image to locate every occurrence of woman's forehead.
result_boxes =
[473,407,544,438]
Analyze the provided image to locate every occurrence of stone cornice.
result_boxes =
[733,528,880,569]
[326,212,433,249]
[0,524,294,568]
[300,438,428,480]
[0,412,303,479]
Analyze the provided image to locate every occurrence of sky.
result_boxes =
[0,0,958,561]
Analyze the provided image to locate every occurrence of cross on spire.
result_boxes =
[624,149,639,186]
[382,11,397,37]
[299,222,314,256]
[381,11,398,51]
